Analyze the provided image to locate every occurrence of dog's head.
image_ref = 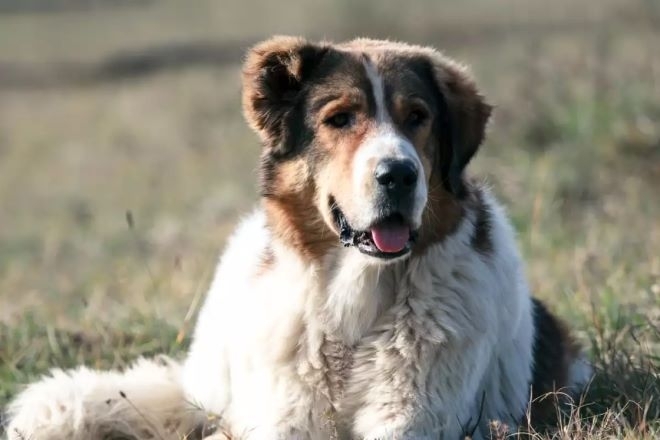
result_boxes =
[243,37,491,263]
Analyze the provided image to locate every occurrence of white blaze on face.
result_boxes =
[363,57,389,124]
[350,59,428,229]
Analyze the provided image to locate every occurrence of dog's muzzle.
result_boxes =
[330,157,421,260]
[332,205,418,260]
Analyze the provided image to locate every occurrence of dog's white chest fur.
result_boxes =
[323,250,396,345]
[182,193,536,439]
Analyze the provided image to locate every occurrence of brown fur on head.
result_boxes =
[242,36,492,262]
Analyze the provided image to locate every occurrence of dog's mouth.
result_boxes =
[330,197,418,260]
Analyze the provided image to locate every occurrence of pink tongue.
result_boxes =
[370,224,410,253]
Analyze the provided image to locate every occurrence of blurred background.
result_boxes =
[0,0,658,418]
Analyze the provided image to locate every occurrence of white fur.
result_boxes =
[4,357,203,440]
[186,190,537,439]
[362,59,388,123]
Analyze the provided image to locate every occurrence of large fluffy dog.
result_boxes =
[5,37,591,440]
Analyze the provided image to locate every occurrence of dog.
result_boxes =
[5,36,591,440]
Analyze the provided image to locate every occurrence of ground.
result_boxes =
[0,0,658,438]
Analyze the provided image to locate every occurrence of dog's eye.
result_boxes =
[324,112,353,129]
[405,109,428,128]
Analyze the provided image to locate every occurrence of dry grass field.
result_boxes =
[0,0,658,438]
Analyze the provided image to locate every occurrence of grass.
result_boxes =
[0,0,658,438]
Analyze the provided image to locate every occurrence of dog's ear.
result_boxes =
[424,52,492,197]
[242,36,328,156]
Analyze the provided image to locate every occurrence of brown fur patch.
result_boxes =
[414,183,493,256]
[242,36,331,157]
[262,156,337,261]
[413,176,464,256]
[316,117,374,225]
[389,94,434,177]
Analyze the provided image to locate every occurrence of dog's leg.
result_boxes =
[5,356,206,440]
[343,338,450,440]
[344,330,518,440]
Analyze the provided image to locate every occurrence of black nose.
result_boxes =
[374,159,418,197]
